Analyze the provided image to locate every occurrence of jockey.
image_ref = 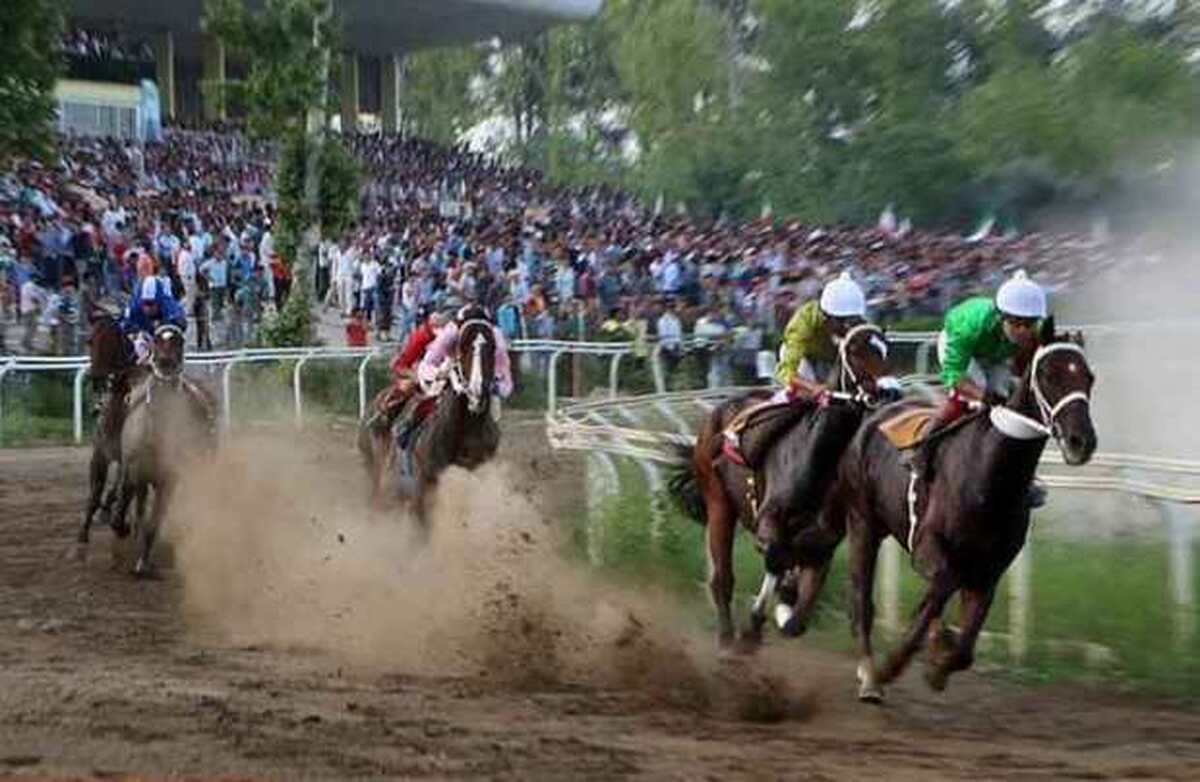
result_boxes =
[721,272,871,464]
[392,304,513,454]
[911,269,1047,503]
[365,302,453,434]
[417,304,515,401]
[118,276,215,432]
[120,277,187,364]
[773,272,869,403]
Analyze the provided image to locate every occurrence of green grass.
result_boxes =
[572,463,1200,699]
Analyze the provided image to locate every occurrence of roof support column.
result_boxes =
[339,52,359,133]
[153,30,176,121]
[381,52,402,135]
[202,35,227,122]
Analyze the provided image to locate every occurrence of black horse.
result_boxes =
[833,318,1097,701]
[359,308,501,532]
[669,323,898,647]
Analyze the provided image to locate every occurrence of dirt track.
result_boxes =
[2,422,1199,781]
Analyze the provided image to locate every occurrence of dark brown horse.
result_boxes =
[79,308,145,543]
[358,312,501,531]
[833,319,1097,701]
[669,324,898,647]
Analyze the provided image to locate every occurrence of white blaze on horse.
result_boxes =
[358,306,510,532]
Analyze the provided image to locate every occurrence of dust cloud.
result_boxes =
[165,433,812,722]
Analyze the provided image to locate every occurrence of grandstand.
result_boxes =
[60,0,601,134]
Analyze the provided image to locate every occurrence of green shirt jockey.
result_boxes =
[915,269,1049,504]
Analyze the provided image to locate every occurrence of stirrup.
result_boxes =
[1026,481,1047,509]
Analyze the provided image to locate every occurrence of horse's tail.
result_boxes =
[667,440,712,525]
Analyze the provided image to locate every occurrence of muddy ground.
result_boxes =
[1,419,1198,781]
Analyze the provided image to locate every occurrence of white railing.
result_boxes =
[548,381,1200,664]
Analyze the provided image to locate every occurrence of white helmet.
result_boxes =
[819,272,866,318]
[995,270,1046,319]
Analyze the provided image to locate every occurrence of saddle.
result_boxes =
[726,396,814,471]
[879,407,936,451]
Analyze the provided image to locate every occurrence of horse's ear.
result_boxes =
[1039,315,1056,346]
[1073,330,1086,349]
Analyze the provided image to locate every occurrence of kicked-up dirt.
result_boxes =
[1,418,1199,780]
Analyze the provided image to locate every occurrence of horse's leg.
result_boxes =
[848,512,884,702]
[111,466,134,539]
[877,538,959,687]
[704,491,738,648]
[777,503,847,637]
[135,483,167,577]
[79,446,109,544]
[926,585,996,691]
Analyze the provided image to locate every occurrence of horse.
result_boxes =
[358,314,500,530]
[668,323,898,648]
[109,324,212,576]
[79,307,146,544]
[833,318,1097,701]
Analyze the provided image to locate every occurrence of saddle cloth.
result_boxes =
[729,397,812,470]
[879,406,935,450]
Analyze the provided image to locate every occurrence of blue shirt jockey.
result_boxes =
[121,276,187,337]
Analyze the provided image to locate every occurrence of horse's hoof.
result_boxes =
[735,626,763,655]
[717,630,737,651]
[858,683,884,704]
[924,666,950,693]
[779,617,807,639]
[111,521,130,539]
[857,661,884,704]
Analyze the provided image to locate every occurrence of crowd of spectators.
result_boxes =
[0,123,1133,372]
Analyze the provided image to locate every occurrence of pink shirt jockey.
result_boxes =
[418,321,514,399]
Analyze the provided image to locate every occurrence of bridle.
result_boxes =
[989,342,1091,441]
[832,323,894,409]
[149,324,185,384]
[426,318,493,414]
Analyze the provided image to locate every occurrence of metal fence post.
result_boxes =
[221,352,244,430]
[357,349,377,420]
[73,366,88,444]
[293,350,316,429]
[650,343,666,394]
[548,349,565,416]
[608,352,624,399]
[916,338,936,376]
[0,358,15,446]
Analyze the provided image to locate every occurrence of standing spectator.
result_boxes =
[657,297,684,375]
[269,252,291,311]
[200,248,228,323]
[193,273,212,351]
[345,308,368,347]
[359,253,381,325]
[20,273,47,353]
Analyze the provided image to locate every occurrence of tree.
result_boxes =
[0,0,63,166]
[204,0,359,346]
[399,46,486,144]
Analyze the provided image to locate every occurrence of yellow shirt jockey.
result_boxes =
[722,272,870,464]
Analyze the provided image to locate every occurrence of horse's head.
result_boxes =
[1019,319,1097,465]
[835,322,900,407]
[454,306,496,415]
[150,324,186,380]
[87,311,129,381]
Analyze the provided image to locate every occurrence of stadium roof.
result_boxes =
[66,0,602,56]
